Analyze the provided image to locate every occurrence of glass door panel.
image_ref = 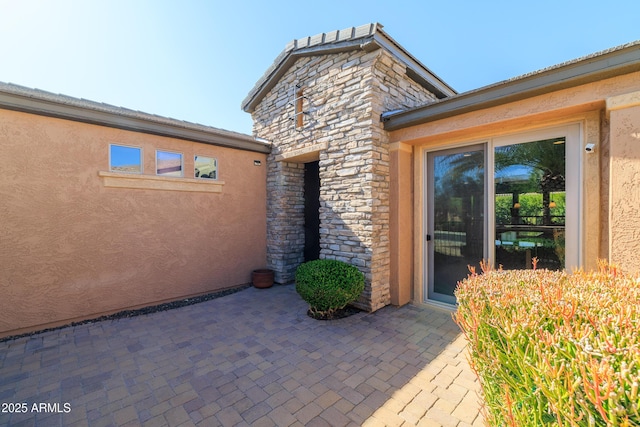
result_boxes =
[427,146,485,304]
[494,137,566,270]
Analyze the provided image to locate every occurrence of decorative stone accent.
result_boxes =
[250,46,438,310]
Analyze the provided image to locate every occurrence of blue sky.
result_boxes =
[2,0,639,135]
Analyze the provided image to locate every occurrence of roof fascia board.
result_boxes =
[405,68,452,101]
[384,43,640,131]
[0,90,270,153]
[371,32,456,99]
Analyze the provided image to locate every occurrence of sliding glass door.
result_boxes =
[424,124,580,305]
[427,145,486,304]
[494,137,566,270]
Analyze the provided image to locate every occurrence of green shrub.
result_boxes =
[454,261,640,426]
[295,259,365,318]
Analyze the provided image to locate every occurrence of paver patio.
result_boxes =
[0,285,483,426]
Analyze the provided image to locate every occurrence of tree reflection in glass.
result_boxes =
[431,148,485,302]
[494,138,566,270]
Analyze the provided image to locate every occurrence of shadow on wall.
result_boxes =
[266,144,386,311]
[318,192,377,311]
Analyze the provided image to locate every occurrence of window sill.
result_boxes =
[99,171,224,193]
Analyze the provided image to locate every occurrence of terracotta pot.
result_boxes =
[252,269,274,289]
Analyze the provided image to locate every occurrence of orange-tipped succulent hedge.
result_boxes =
[454,260,640,426]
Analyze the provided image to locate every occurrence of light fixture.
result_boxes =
[513,202,521,209]
[549,201,556,208]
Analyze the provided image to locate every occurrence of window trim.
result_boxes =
[99,171,224,193]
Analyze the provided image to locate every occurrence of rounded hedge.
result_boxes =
[295,259,365,318]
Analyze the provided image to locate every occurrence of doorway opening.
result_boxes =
[426,145,486,305]
[304,161,320,262]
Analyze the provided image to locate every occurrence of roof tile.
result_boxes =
[241,22,456,112]
[354,23,374,38]
[337,26,355,41]
[309,33,324,47]
[324,30,339,43]
[296,36,310,49]
[0,82,269,152]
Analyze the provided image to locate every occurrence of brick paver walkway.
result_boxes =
[0,285,482,426]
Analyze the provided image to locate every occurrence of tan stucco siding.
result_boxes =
[0,110,267,337]
[389,142,414,306]
[389,71,640,278]
[389,72,640,146]
[607,91,640,273]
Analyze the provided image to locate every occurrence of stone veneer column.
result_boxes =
[319,137,376,310]
[266,157,305,283]
[252,48,438,309]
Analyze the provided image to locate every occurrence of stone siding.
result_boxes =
[251,47,437,310]
[266,160,305,284]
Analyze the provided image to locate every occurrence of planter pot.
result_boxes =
[252,269,274,289]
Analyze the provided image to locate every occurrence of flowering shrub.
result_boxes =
[454,260,640,426]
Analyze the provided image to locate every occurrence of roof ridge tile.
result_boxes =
[241,22,455,112]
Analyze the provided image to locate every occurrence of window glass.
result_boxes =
[156,151,183,177]
[429,147,485,304]
[110,144,142,173]
[494,137,566,270]
[194,156,217,179]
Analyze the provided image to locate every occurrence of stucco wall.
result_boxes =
[607,90,640,273]
[0,110,267,337]
[387,72,640,286]
[389,72,640,146]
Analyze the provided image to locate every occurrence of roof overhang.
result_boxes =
[241,23,456,114]
[0,83,271,154]
[383,41,640,131]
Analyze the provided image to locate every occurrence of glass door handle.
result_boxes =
[426,234,432,241]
